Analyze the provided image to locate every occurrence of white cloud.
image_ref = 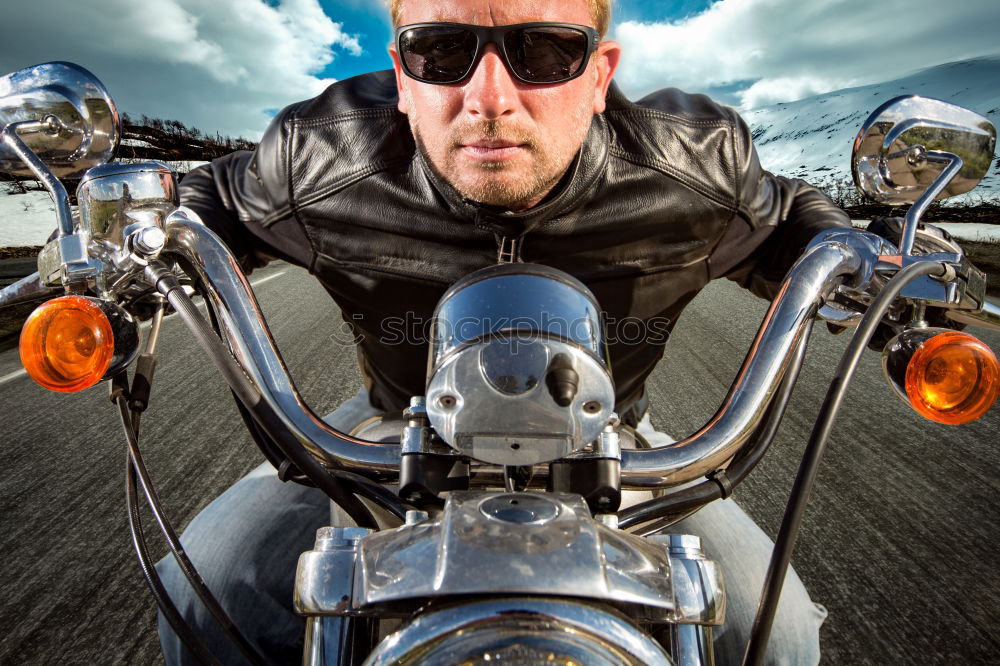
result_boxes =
[0,0,364,139]
[613,0,1000,110]
[737,76,834,110]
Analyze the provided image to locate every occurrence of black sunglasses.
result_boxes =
[395,22,600,85]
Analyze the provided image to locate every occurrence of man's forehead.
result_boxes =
[396,0,594,28]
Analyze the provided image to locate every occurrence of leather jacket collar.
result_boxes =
[416,112,611,239]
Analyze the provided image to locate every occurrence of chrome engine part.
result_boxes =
[295,491,724,623]
[294,492,725,664]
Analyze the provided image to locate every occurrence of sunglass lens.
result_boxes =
[504,27,590,83]
[400,27,478,83]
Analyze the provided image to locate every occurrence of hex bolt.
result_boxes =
[133,226,166,256]
[314,526,372,551]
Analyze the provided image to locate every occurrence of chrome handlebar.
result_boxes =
[162,211,866,489]
[164,211,402,475]
[0,210,985,489]
[620,241,861,486]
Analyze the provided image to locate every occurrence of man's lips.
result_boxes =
[459,139,528,161]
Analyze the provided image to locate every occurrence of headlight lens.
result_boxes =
[365,599,671,665]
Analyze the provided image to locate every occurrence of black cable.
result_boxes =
[125,444,223,666]
[199,290,304,480]
[334,469,409,521]
[144,261,378,529]
[197,278,410,522]
[117,397,268,666]
[617,327,812,530]
[742,259,946,666]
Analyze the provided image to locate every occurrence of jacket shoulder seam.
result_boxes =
[605,106,731,128]
[290,155,415,212]
[726,108,743,213]
[291,106,399,128]
[608,147,737,212]
[284,119,320,271]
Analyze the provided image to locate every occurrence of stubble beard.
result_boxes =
[413,119,573,211]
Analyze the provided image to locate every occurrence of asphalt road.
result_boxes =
[0,262,997,665]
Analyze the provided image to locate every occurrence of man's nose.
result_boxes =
[463,45,519,119]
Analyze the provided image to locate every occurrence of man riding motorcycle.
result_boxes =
[159,0,850,663]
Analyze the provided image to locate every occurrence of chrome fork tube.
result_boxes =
[297,527,376,666]
[163,213,401,475]
[620,241,860,487]
[671,625,714,666]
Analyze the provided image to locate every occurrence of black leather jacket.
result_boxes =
[179,70,850,422]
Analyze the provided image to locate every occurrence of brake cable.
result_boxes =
[119,393,264,666]
[742,259,948,666]
[124,437,222,666]
[144,260,380,528]
[195,275,410,522]
[115,299,268,666]
[111,301,266,666]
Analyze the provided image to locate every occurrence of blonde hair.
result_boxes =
[388,0,612,38]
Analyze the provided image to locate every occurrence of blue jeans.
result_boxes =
[157,391,825,665]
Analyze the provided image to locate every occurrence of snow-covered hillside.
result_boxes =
[745,55,1000,202]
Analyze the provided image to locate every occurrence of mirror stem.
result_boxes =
[900,151,962,255]
[1,119,74,238]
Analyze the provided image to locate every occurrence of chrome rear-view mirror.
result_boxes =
[0,61,120,178]
[852,95,995,205]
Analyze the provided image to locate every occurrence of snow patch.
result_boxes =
[0,190,59,247]
[121,138,156,148]
[116,158,210,173]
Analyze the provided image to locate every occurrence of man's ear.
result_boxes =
[592,40,622,114]
[388,45,409,115]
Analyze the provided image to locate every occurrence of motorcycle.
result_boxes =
[1,61,998,665]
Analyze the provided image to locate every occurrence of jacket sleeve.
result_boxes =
[178,104,313,273]
[707,108,852,300]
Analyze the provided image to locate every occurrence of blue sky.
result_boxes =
[1,0,997,139]
[314,0,393,82]
[311,0,718,82]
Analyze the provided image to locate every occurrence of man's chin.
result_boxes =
[453,174,549,210]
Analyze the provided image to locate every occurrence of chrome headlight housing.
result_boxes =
[364,598,672,665]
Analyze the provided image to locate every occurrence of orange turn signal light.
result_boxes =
[19,295,115,393]
[904,331,999,425]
